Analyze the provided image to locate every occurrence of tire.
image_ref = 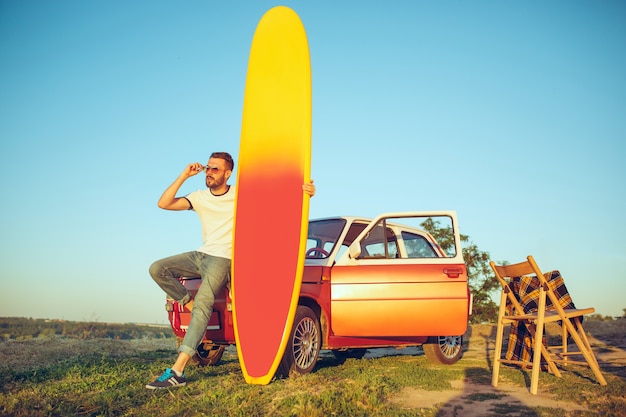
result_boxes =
[175,337,225,366]
[423,335,464,365]
[277,305,321,377]
[194,343,225,366]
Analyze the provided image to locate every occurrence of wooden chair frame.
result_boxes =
[490,255,607,395]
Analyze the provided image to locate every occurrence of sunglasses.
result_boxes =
[202,165,222,173]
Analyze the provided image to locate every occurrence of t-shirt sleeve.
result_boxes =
[185,190,200,211]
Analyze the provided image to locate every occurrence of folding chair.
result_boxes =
[490,255,607,395]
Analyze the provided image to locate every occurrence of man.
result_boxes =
[146,152,315,389]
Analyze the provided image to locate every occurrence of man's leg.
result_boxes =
[146,252,230,389]
[176,252,230,359]
[149,251,200,307]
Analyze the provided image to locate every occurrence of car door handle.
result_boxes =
[443,268,463,278]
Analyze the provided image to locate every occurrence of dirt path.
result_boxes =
[392,378,588,416]
[386,323,626,416]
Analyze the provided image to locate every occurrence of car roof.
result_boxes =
[310,215,369,222]
[309,215,429,235]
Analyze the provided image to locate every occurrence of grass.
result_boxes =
[1,348,456,417]
[1,322,625,416]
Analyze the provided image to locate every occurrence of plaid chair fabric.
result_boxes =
[505,270,576,362]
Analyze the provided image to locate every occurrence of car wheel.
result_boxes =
[277,305,321,377]
[423,335,463,365]
[176,337,225,366]
[194,343,226,366]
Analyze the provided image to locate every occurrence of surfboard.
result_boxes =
[231,6,312,385]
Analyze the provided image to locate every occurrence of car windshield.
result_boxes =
[306,218,346,259]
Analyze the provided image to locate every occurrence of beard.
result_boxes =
[206,174,225,190]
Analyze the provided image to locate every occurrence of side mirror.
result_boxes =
[348,242,361,259]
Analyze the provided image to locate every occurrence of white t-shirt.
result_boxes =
[185,185,235,259]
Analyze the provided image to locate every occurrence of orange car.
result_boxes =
[166,211,471,376]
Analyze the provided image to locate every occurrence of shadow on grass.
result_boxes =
[434,368,541,417]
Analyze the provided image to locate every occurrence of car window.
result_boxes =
[306,218,346,258]
[351,214,457,260]
[358,223,398,259]
[402,231,438,258]
[417,216,457,257]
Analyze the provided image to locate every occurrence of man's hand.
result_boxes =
[303,180,316,197]
[157,162,203,210]
[182,162,204,179]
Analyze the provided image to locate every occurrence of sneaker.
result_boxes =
[145,368,186,390]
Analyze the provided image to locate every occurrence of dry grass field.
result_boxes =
[1,319,625,416]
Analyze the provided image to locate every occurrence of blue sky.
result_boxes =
[1,1,624,324]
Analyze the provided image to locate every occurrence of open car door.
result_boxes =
[330,211,469,337]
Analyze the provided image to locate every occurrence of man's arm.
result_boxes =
[158,163,203,210]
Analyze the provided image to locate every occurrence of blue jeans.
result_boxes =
[149,251,230,357]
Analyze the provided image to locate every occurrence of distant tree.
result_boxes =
[421,218,500,323]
